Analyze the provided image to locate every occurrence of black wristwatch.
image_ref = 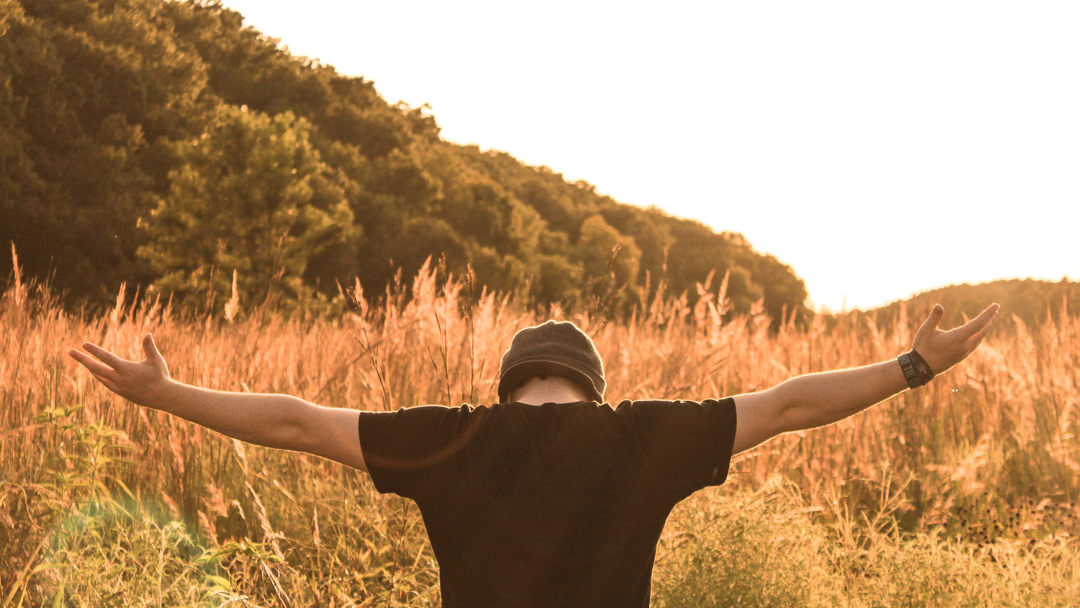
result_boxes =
[898,349,935,389]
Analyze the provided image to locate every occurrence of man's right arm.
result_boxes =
[69,334,368,472]
[731,303,998,456]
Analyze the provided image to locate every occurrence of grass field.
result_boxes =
[2,262,1079,607]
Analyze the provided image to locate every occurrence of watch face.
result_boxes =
[910,351,935,380]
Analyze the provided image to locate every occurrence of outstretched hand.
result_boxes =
[69,334,172,408]
[912,303,999,376]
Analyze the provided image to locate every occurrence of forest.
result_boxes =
[0,0,808,321]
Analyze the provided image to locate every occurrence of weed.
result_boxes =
[2,263,1079,605]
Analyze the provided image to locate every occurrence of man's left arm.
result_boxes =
[731,303,999,456]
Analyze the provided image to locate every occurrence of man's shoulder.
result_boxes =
[361,403,492,416]
[612,396,736,409]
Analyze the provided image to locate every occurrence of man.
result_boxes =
[69,303,998,607]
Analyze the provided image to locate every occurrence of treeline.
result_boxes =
[0,0,808,320]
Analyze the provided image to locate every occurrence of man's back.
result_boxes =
[358,399,737,608]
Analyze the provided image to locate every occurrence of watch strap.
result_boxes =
[898,349,935,389]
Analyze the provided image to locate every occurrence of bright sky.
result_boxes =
[220,0,1080,311]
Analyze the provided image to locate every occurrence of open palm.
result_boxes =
[69,334,171,408]
[912,303,999,375]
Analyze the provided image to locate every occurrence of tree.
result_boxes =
[139,105,356,311]
[0,0,210,303]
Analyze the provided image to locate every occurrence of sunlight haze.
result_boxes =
[219,0,1080,311]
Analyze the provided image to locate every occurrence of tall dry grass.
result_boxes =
[2,258,1079,606]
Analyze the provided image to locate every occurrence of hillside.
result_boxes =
[845,277,1080,332]
[0,0,808,320]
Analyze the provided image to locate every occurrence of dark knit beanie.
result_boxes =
[497,320,606,403]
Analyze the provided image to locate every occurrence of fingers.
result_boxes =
[143,333,164,364]
[967,316,995,347]
[914,304,945,342]
[93,374,119,393]
[928,303,944,327]
[979,303,1001,320]
[955,303,1000,341]
[68,348,115,378]
[142,334,171,379]
[965,306,998,344]
[82,343,127,370]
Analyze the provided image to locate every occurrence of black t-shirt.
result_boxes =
[356,398,737,608]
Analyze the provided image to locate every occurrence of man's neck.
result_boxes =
[511,376,591,405]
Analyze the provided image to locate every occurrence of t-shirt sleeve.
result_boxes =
[357,405,485,501]
[628,398,738,500]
